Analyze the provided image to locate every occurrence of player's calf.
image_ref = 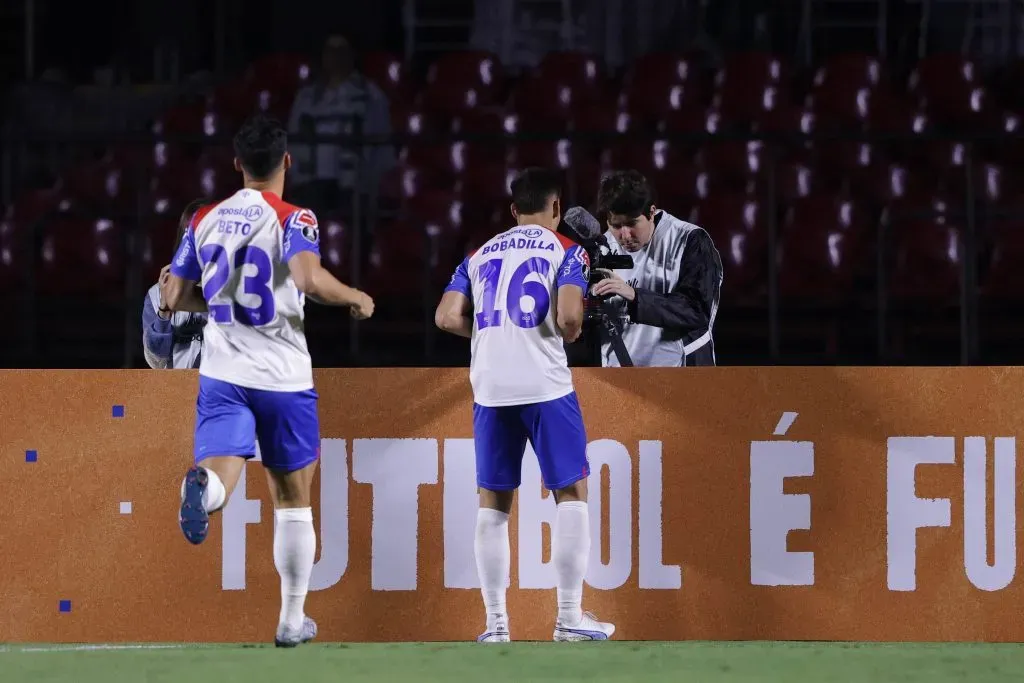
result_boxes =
[266,461,319,642]
[178,456,243,545]
[549,479,614,640]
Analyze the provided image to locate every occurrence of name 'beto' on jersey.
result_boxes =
[170,188,321,392]
[445,225,589,407]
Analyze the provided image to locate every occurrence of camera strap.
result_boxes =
[599,300,634,367]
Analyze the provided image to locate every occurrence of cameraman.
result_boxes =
[590,170,723,367]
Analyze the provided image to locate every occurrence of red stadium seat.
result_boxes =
[319,216,351,281]
[405,191,468,243]
[908,53,988,126]
[362,51,413,106]
[691,194,767,303]
[179,148,240,203]
[421,51,504,118]
[809,53,886,130]
[61,159,135,215]
[620,52,706,125]
[776,158,836,203]
[244,53,313,93]
[888,218,963,302]
[508,77,580,132]
[713,52,790,127]
[140,216,181,283]
[0,215,25,292]
[366,219,448,298]
[402,142,502,183]
[39,217,126,297]
[535,52,607,101]
[779,196,870,299]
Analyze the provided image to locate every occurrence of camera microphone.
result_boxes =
[563,206,603,241]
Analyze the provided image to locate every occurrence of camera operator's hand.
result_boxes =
[590,269,636,302]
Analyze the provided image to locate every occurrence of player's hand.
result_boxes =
[590,269,636,301]
[157,265,173,319]
[350,291,375,320]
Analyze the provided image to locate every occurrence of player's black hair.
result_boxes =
[233,114,288,181]
[510,167,562,215]
[597,170,656,220]
[174,198,207,258]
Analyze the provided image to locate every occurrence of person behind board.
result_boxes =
[142,199,209,369]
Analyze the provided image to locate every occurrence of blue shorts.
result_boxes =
[194,375,320,473]
[473,391,589,491]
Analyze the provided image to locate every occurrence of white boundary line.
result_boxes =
[0,644,192,653]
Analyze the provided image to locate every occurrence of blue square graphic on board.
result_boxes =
[112,405,125,418]
[25,450,37,463]
[59,600,72,613]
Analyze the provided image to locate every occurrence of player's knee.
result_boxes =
[479,488,515,514]
[552,479,587,504]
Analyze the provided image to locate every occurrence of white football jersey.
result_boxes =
[170,188,321,392]
[445,224,590,407]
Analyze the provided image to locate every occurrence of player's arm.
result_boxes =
[435,258,473,338]
[163,231,207,313]
[556,284,585,343]
[554,245,590,343]
[284,209,374,318]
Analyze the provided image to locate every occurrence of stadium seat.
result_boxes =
[535,51,607,101]
[458,163,514,207]
[140,216,181,284]
[402,141,501,184]
[0,215,24,292]
[319,216,351,282]
[620,59,706,126]
[61,159,135,217]
[38,217,126,297]
[700,140,765,184]
[775,158,835,203]
[244,53,313,93]
[779,196,870,299]
[198,146,239,193]
[421,51,504,118]
[362,51,413,106]
[690,194,767,304]
[366,218,448,299]
[888,218,963,303]
[713,52,790,127]
[508,77,581,132]
[908,53,990,127]
[405,191,468,243]
[809,53,885,130]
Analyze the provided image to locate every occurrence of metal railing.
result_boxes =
[1,127,1020,368]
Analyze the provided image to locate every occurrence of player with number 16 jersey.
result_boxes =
[435,167,615,644]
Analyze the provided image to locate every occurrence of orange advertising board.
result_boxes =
[1,367,1023,643]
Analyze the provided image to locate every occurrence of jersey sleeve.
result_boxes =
[282,208,321,261]
[170,228,202,281]
[556,244,590,290]
[444,257,472,297]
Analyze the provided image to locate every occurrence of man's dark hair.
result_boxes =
[510,167,562,214]
[233,114,288,180]
[175,198,207,257]
[597,170,655,219]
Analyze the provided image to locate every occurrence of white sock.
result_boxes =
[553,501,590,626]
[273,507,316,631]
[179,467,226,513]
[474,508,510,625]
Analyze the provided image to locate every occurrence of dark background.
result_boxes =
[2,0,1023,370]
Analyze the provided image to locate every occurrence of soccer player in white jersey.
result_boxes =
[161,114,375,647]
[435,167,615,643]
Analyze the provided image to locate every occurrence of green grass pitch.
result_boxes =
[3,641,1024,682]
